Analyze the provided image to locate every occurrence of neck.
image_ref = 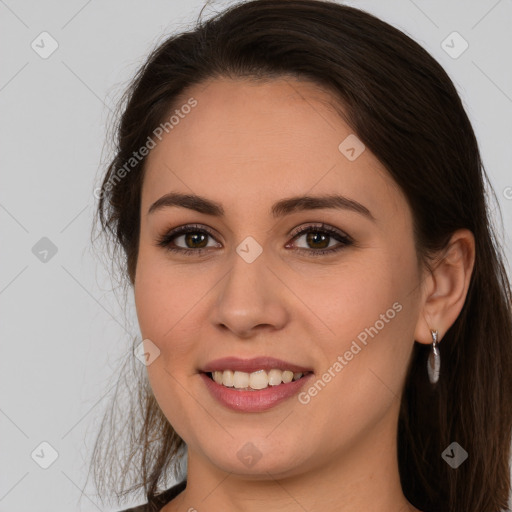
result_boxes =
[164,401,419,512]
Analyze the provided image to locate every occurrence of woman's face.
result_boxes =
[134,77,426,478]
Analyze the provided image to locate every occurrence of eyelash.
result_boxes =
[155,223,353,258]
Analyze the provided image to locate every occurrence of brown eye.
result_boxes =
[181,232,209,249]
[156,224,220,255]
[287,224,353,256]
[156,223,353,257]
[303,231,331,250]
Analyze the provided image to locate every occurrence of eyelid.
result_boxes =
[287,222,351,241]
[165,223,219,239]
[160,222,351,242]
[156,222,353,255]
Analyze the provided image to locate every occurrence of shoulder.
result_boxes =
[116,480,187,512]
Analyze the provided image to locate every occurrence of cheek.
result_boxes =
[135,240,187,329]
[133,256,200,436]
[303,241,418,369]
[134,266,169,341]
[295,255,407,344]
[311,253,419,412]
[134,250,198,366]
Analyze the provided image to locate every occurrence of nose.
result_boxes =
[209,245,290,339]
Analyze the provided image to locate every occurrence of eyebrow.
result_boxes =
[147,192,375,221]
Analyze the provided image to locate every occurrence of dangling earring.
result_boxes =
[427,329,440,384]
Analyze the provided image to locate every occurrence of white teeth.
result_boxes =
[221,370,234,387]
[249,370,268,389]
[233,371,249,389]
[209,369,306,390]
[268,369,283,386]
[282,370,294,383]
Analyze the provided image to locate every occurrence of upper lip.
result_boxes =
[201,356,313,374]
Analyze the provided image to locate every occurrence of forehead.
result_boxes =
[141,77,405,223]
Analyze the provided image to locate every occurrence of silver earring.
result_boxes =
[427,329,440,384]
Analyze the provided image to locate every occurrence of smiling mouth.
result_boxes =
[205,369,312,391]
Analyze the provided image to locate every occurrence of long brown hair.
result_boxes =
[89,1,512,510]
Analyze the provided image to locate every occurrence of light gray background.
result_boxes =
[1,1,511,511]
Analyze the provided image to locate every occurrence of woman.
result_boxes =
[89,1,512,511]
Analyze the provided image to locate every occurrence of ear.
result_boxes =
[414,229,475,345]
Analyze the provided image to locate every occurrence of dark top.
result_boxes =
[117,480,187,512]
[117,480,429,512]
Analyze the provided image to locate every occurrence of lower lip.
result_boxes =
[200,372,314,412]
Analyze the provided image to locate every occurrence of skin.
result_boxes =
[133,77,475,512]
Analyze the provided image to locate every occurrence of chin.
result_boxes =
[198,434,313,479]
